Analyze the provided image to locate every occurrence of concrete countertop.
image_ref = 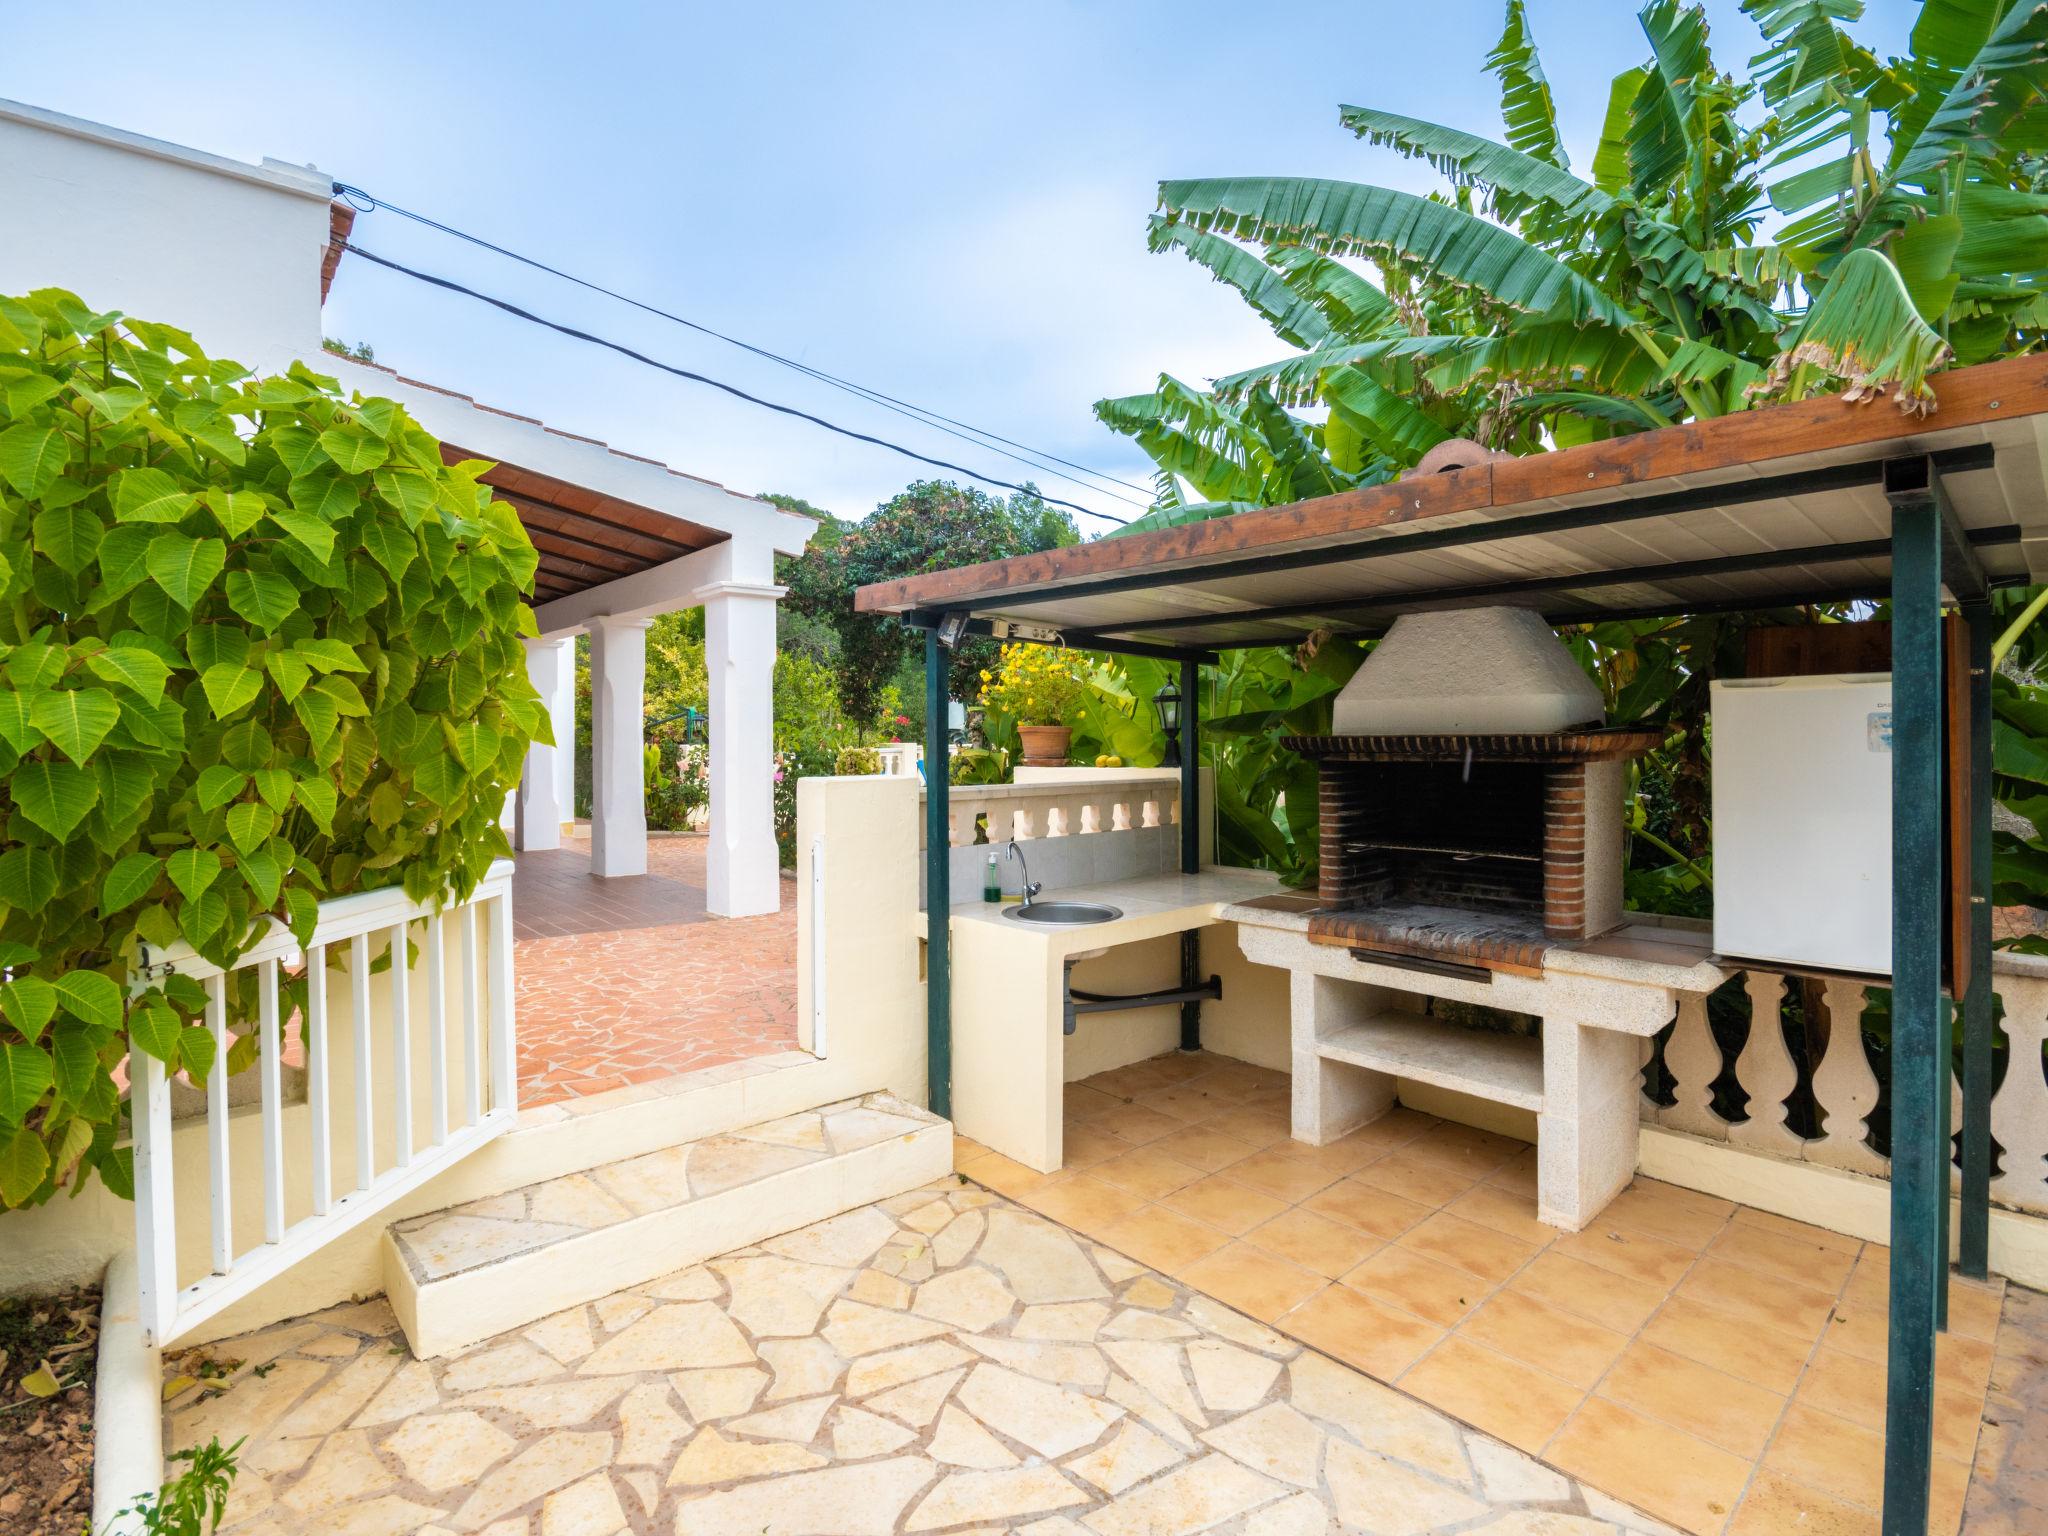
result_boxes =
[919,866,1284,957]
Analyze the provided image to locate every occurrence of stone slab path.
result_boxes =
[168,1179,1680,1536]
[1963,1280,2048,1534]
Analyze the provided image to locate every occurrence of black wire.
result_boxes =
[331,182,1156,508]
[334,240,1131,526]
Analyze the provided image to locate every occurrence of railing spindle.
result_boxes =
[132,1050,177,1344]
[307,943,331,1216]
[461,902,482,1125]
[389,921,412,1169]
[487,893,517,1115]
[351,931,374,1191]
[205,974,231,1274]
[258,958,284,1243]
[426,912,448,1146]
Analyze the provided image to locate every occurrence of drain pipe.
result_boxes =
[1062,956,1222,1037]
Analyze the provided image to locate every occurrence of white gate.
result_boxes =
[130,859,518,1346]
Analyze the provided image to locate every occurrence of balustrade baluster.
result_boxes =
[1729,971,1806,1154]
[1809,978,1887,1175]
[1990,981,2048,1213]
[1659,992,1730,1138]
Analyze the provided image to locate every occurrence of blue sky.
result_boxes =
[8,1,1917,531]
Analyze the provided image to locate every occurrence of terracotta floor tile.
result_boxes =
[1279,1282,1443,1380]
[1678,1258,1839,1340]
[1396,1211,1538,1285]
[1350,1149,1479,1207]
[1399,1335,1583,1454]
[1143,1081,1232,1123]
[1598,1339,1787,1458]
[966,1153,1057,1198]
[1177,1242,1328,1323]
[1018,1175,1149,1236]
[1094,1205,1233,1275]
[1795,1346,1985,1465]
[1600,1182,1735,1251]
[1341,1245,1486,1330]
[1090,1146,1208,1202]
[1936,1329,1996,1397]
[1485,1148,1541,1198]
[1944,1275,2006,1344]
[1302,1178,1434,1241]
[1148,1124,1261,1175]
[1707,1219,1859,1293]
[1762,1402,1887,1510]
[1443,1182,1557,1249]
[1727,1471,1880,1536]
[1458,1289,1630,1390]
[1399,1120,1525,1177]
[1222,1146,1344,1204]
[1159,1175,1292,1237]
[1244,1207,1381,1279]
[1510,1251,1667,1334]
[1729,1204,1863,1255]
[1549,1217,1699,1290]
[1063,1082,1123,1123]
[1200,1106,1294,1148]
[1091,1102,1185,1147]
[1818,1292,1890,1364]
[1547,1396,1754,1534]
[1059,1124,1131,1170]
[1638,1294,1815,1396]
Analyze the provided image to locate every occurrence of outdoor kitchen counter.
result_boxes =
[934,864,1284,1172]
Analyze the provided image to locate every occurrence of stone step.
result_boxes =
[383,1092,950,1357]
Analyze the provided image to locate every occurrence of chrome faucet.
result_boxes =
[1005,841,1042,908]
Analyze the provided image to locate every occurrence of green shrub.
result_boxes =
[0,290,547,1207]
[834,747,881,776]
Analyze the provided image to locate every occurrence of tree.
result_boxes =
[784,480,1078,727]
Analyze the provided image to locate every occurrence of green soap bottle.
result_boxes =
[983,852,1001,903]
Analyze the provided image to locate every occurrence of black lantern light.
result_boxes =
[1154,680,1183,768]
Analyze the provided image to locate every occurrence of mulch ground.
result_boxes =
[0,1284,99,1535]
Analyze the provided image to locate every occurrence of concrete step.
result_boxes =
[383,1091,950,1357]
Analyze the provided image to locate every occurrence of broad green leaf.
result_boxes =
[48,1023,98,1109]
[86,646,171,707]
[268,505,339,563]
[0,977,57,1042]
[0,422,69,497]
[293,777,337,832]
[28,688,119,765]
[201,489,268,537]
[444,719,503,771]
[95,523,155,597]
[225,800,277,853]
[53,971,121,1031]
[220,717,273,770]
[178,1025,216,1084]
[200,663,263,718]
[179,888,228,948]
[317,425,388,474]
[0,847,57,911]
[0,1046,52,1123]
[186,623,250,673]
[312,674,369,717]
[100,852,164,915]
[112,467,198,524]
[0,694,43,755]
[415,752,465,802]
[12,758,99,839]
[32,503,103,575]
[294,638,366,672]
[264,651,312,701]
[128,1002,181,1065]
[165,847,221,903]
[146,533,227,609]
[224,568,300,631]
[240,846,282,908]
[361,520,417,580]
[0,1128,48,1205]
[4,645,65,691]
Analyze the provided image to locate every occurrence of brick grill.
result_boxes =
[1286,730,1660,970]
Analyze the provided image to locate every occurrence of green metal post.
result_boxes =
[924,629,951,1119]
[1882,476,1941,1536]
[1960,602,1995,1280]
[1180,656,1199,877]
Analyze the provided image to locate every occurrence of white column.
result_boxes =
[588,616,650,878]
[703,581,783,916]
[552,635,576,828]
[514,638,571,852]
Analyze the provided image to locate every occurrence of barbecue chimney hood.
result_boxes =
[1333,607,1605,736]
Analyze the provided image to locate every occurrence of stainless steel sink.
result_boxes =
[1002,900,1123,925]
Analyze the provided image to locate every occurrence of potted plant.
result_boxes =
[982,643,1091,766]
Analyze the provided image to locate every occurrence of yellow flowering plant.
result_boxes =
[979,643,1091,726]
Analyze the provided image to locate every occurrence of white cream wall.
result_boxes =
[0,103,333,372]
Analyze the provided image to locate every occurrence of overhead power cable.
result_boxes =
[335,240,1131,525]
[331,182,1155,509]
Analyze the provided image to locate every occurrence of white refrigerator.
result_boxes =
[1711,674,1893,976]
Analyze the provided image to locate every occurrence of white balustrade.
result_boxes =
[918,776,1181,850]
[1645,954,2048,1217]
[131,859,518,1347]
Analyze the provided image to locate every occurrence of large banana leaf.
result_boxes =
[1630,0,1716,196]
[1105,499,1256,540]
[1146,220,1337,350]
[1319,365,1451,462]
[1262,245,1400,339]
[1093,379,1270,504]
[1769,246,1953,404]
[1155,177,1634,328]
[1486,0,1570,170]
[1242,387,1350,503]
[1335,106,1612,226]
[1592,67,1651,195]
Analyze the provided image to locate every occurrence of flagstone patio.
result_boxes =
[167,1179,1684,1536]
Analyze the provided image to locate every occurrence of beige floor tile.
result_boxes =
[1944,1275,2006,1344]
[1149,1124,1261,1175]
[1727,1471,1881,1536]
[1019,1176,1150,1237]
[1728,1204,1862,1255]
[1178,1242,1328,1323]
[1509,1251,1667,1334]
[1937,1328,1996,1397]
[1161,1175,1292,1237]
[1090,1147,1208,1202]
[1549,1217,1699,1290]
[1094,1206,1233,1275]
[1549,1396,1754,1534]
[1443,1183,1557,1248]
[1597,1339,1786,1458]
[1064,1083,1124,1123]
[1350,1149,1478,1207]
[1399,1120,1524,1177]
[1457,1290,1629,1391]
[967,1153,1057,1198]
[1485,1148,1540,1198]
[1399,1336,1583,1454]
[1061,1124,1133,1170]
[1244,1208,1381,1279]
[1638,1294,1814,1396]
[1303,1178,1434,1241]
[1708,1219,1859,1293]
[1341,1245,1487,1330]
[1600,1182,1734,1250]
[1762,1402,1887,1510]
[1092,1102,1184,1147]
[1279,1283,1443,1381]
[1678,1258,1839,1341]
[1818,1291,1889,1363]
[1200,1106,1294,1148]
[1279,1134,1389,1182]
[1795,1346,1984,1465]
[1396,1211,1538,1285]
[1222,1147,1343,1204]
[1142,1083,1230,1124]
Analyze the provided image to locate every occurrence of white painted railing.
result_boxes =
[131,859,517,1346]
[921,776,1181,848]
[1644,952,2048,1216]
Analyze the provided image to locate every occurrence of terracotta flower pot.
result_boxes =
[1016,724,1073,767]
